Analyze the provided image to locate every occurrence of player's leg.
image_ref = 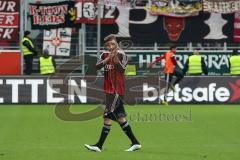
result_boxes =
[24,55,32,75]
[115,97,141,151]
[173,67,184,86]
[84,118,112,152]
[118,117,141,151]
[84,94,114,152]
[95,118,112,149]
[163,73,173,102]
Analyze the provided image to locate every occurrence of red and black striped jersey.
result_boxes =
[96,49,128,96]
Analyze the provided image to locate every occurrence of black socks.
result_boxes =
[96,124,111,149]
[120,121,139,145]
[95,121,140,149]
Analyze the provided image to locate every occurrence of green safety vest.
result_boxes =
[230,55,240,75]
[40,56,55,75]
[125,65,136,76]
[21,37,34,56]
[188,55,202,74]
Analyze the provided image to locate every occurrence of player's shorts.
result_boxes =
[103,93,126,121]
[165,67,183,84]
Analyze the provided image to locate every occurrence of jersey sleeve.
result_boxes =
[96,52,106,70]
[171,56,177,65]
[153,54,165,63]
[115,50,128,70]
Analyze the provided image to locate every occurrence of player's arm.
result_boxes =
[150,54,165,66]
[201,57,208,75]
[96,53,110,70]
[23,40,38,54]
[171,56,177,66]
[52,57,56,69]
[114,52,128,71]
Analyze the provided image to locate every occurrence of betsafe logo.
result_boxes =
[143,83,230,103]
[143,79,240,103]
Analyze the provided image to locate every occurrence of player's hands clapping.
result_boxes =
[109,48,119,64]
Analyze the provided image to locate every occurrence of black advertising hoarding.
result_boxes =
[29,1,75,29]
[0,76,239,104]
[0,0,20,46]
[143,76,240,104]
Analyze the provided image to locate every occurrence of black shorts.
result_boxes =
[103,93,126,121]
[165,67,183,83]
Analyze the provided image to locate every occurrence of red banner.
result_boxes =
[0,50,21,75]
[0,0,20,46]
[234,12,240,42]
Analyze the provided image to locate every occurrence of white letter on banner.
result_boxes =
[6,79,24,103]
[68,79,87,103]
[47,79,64,103]
[116,7,158,37]
[143,83,158,102]
[26,79,44,103]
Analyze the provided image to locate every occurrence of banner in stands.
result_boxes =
[29,1,75,29]
[203,0,240,14]
[0,50,21,75]
[43,28,72,56]
[103,0,132,8]
[146,0,202,17]
[101,10,234,43]
[234,12,240,42]
[85,51,231,75]
[0,76,239,104]
[74,0,118,24]
[0,0,20,46]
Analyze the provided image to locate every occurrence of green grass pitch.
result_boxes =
[0,105,240,160]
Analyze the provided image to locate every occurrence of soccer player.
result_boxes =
[84,34,141,152]
[150,45,184,104]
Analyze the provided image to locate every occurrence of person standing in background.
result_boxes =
[21,31,38,75]
[39,49,56,75]
[183,49,208,75]
[229,49,240,76]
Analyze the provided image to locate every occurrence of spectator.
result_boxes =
[21,31,38,75]
[39,49,56,75]
[183,49,208,75]
[229,49,240,76]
